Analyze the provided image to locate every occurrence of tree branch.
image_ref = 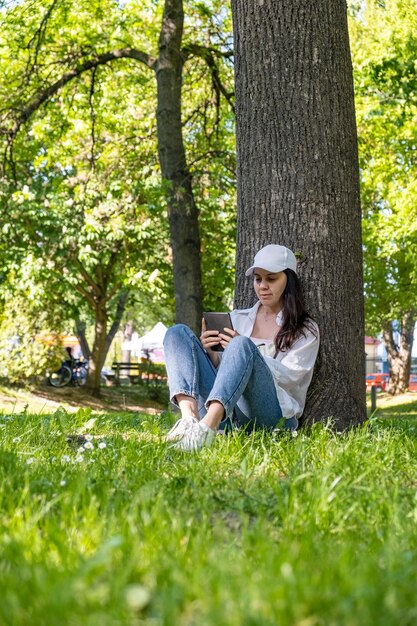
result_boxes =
[105,279,124,304]
[182,43,233,60]
[5,48,157,141]
[75,319,91,360]
[182,43,235,113]
[74,258,101,296]
[105,291,129,354]
[88,66,97,170]
[23,0,60,83]
[73,281,96,309]
[382,322,399,360]
[188,149,235,170]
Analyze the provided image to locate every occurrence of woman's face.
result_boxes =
[253,269,288,310]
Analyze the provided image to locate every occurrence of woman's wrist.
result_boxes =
[208,351,220,368]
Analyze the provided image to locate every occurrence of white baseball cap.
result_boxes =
[245,244,297,276]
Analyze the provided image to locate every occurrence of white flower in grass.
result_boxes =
[83,441,94,450]
[75,455,84,463]
[77,446,85,454]
[26,457,35,465]
[84,434,93,442]
[98,441,106,449]
[61,455,71,463]
[291,430,298,438]
[125,584,151,611]
[60,480,67,486]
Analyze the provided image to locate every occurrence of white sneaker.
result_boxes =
[166,416,215,452]
[165,415,198,442]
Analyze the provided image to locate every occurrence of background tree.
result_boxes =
[0,0,236,391]
[0,0,235,335]
[0,28,171,394]
[349,0,417,393]
[231,0,366,428]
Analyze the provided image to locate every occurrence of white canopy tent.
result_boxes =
[122,322,168,363]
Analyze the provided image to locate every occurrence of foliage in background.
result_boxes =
[182,1,236,310]
[0,0,236,386]
[0,296,63,383]
[349,0,417,391]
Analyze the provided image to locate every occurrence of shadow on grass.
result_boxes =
[0,381,169,415]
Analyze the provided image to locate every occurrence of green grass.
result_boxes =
[0,382,168,414]
[1,404,417,625]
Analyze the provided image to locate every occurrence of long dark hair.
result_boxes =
[274,269,316,356]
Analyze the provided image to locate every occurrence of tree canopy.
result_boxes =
[349,0,417,391]
[0,0,236,390]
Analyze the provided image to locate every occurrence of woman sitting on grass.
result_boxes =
[163,244,319,452]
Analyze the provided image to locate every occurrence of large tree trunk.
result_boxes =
[382,312,415,395]
[156,0,203,334]
[231,0,366,428]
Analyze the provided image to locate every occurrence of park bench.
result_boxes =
[111,361,167,386]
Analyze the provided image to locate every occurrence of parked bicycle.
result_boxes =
[48,358,88,388]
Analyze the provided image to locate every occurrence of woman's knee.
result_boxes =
[226,334,255,354]
[163,323,195,347]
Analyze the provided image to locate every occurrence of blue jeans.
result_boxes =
[163,324,282,430]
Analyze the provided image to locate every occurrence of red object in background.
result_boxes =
[409,375,417,392]
[366,373,417,392]
[366,373,389,391]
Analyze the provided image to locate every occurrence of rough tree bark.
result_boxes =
[156,0,202,333]
[382,312,416,394]
[231,0,366,427]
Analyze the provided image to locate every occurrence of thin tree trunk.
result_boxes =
[121,320,134,366]
[382,312,415,394]
[105,291,129,355]
[86,302,108,396]
[231,0,366,428]
[75,319,91,361]
[85,292,129,396]
[156,0,203,334]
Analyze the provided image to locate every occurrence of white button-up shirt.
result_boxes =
[230,302,319,418]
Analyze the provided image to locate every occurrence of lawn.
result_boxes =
[1,394,417,625]
[0,382,168,415]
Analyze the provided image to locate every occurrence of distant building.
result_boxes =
[365,336,386,374]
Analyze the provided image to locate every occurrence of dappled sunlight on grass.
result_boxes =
[368,391,417,421]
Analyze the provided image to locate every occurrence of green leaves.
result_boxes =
[350,0,417,332]
[0,0,236,383]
